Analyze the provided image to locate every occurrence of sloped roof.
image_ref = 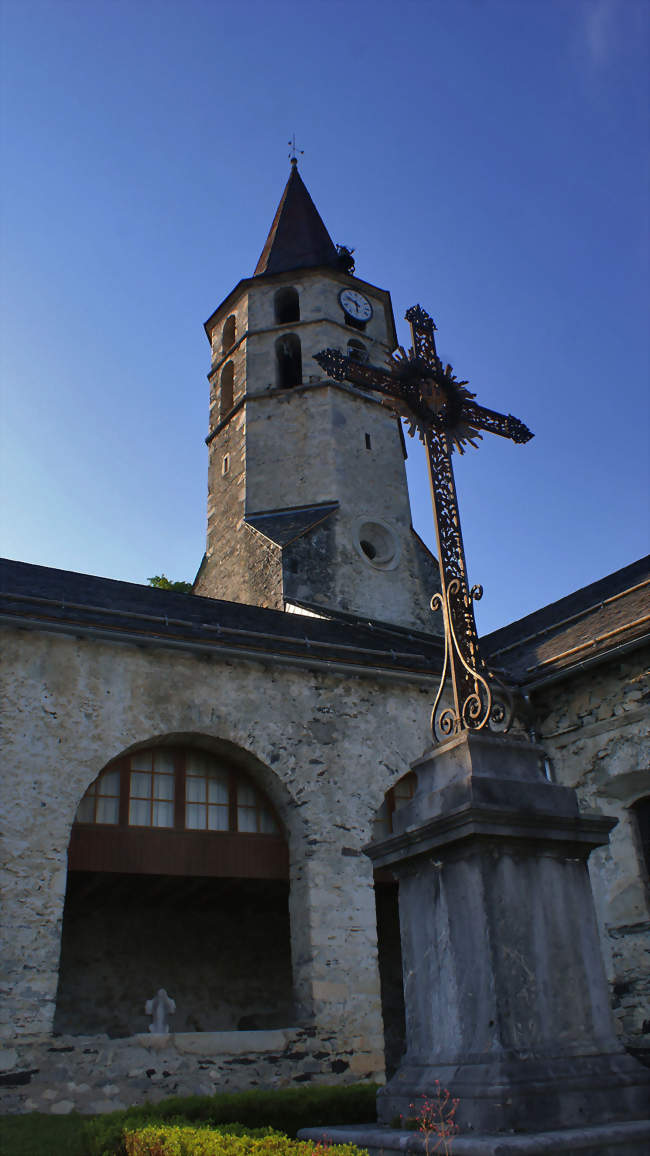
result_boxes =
[254,162,339,276]
[483,556,650,687]
[0,558,443,679]
[245,502,338,547]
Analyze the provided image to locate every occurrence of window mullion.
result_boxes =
[229,770,238,832]
[149,750,155,827]
[119,761,129,827]
[175,752,185,830]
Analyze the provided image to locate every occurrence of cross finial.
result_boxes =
[288,134,304,166]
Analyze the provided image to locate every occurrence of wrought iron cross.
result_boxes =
[315,306,533,741]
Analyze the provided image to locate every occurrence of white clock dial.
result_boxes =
[339,289,373,322]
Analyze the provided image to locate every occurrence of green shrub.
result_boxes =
[123,1129,284,1156]
[84,1107,152,1156]
[123,1128,368,1156]
[83,1084,378,1156]
[150,1084,377,1132]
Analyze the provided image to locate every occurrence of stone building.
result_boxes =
[0,163,648,1115]
[193,158,441,631]
[484,558,650,1062]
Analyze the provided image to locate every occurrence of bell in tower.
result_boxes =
[194,160,441,633]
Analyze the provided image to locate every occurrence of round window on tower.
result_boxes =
[353,520,400,570]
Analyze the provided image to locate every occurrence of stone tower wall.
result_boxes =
[196,267,441,628]
[0,620,438,1111]
[198,401,284,609]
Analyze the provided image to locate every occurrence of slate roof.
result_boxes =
[245,501,338,547]
[483,556,650,688]
[254,162,340,277]
[0,558,443,679]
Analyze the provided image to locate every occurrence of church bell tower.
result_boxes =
[194,161,441,633]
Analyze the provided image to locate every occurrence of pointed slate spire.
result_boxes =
[254,160,340,276]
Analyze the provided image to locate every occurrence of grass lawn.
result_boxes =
[0,1111,87,1156]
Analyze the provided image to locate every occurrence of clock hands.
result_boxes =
[339,289,372,322]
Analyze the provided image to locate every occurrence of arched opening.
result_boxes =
[55,744,293,1038]
[222,314,236,354]
[274,287,300,324]
[220,361,234,418]
[373,770,417,1077]
[275,334,302,389]
[347,339,368,364]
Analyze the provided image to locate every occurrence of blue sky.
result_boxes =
[1,0,648,633]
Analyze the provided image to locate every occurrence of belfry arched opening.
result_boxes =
[54,743,292,1038]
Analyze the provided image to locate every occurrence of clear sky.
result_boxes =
[1,0,648,634]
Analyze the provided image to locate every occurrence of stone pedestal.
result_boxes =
[366,731,650,1138]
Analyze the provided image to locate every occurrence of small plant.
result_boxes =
[408,1083,459,1156]
[148,574,193,593]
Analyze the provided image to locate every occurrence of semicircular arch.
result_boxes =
[68,734,296,882]
[57,734,298,1038]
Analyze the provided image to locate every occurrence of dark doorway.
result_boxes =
[54,873,293,1037]
[375,879,406,1077]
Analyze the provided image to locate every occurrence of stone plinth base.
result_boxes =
[365,731,650,1137]
[378,1051,650,1135]
[299,1120,650,1155]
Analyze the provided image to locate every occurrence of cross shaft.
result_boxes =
[315,305,533,740]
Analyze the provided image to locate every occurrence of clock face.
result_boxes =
[339,289,373,323]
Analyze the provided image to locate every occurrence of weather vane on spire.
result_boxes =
[288,134,304,166]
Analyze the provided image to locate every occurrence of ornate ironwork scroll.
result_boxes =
[315,304,532,742]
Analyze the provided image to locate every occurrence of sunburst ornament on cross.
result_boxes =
[314,305,533,742]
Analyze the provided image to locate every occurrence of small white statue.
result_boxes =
[145,987,176,1034]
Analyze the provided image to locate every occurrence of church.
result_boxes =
[0,161,648,1118]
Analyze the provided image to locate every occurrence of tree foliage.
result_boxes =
[148,574,193,594]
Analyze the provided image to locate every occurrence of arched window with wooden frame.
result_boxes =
[220,361,234,418]
[69,747,287,880]
[275,334,302,389]
[386,770,417,832]
[274,287,300,324]
[58,746,293,1038]
[371,770,418,842]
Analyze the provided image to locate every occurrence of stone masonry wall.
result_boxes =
[196,401,285,610]
[532,646,650,1053]
[0,1028,372,1116]
[3,616,645,1112]
[254,386,441,632]
[1,622,437,1110]
[197,266,441,630]
[201,381,442,631]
